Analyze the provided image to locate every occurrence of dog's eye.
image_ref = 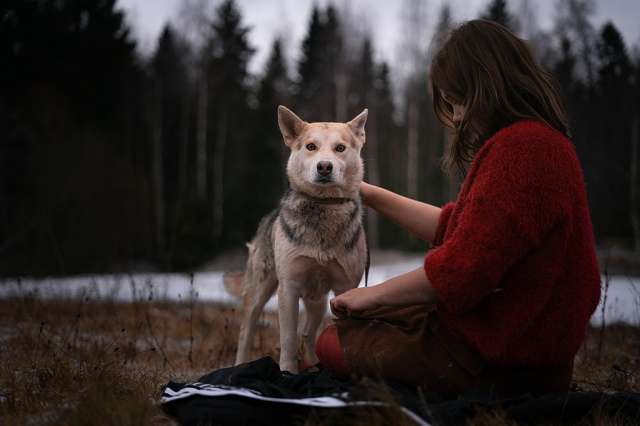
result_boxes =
[335,144,346,152]
[306,143,317,151]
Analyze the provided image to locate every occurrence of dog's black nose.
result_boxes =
[317,161,333,176]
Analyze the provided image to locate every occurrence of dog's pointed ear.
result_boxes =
[347,109,368,142]
[278,105,308,146]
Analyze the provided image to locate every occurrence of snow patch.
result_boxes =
[1,258,638,326]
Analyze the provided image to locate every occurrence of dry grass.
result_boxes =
[0,292,638,425]
[0,295,278,425]
[574,324,640,394]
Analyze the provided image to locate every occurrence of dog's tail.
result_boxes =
[223,270,245,299]
[223,242,254,299]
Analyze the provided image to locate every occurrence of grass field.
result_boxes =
[0,294,638,425]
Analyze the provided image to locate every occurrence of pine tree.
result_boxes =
[373,61,402,248]
[553,36,596,209]
[209,0,254,100]
[249,38,292,228]
[397,0,429,203]
[352,37,379,247]
[480,0,518,32]
[597,23,632,88]
[631,53,640,251]
[555,38,578,91]
[151,25,191,266]
[0,0,148,275]
[349,37,375,115]
[206,0,255,245]
[553,0,597,86]
[324,5,345,121]
[258,39,291,109]
[296,6,324,119]
[595,22,633,242]
[428,3,452,58]
[296,5,344,121]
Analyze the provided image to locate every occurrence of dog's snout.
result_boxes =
[317,161,333,176]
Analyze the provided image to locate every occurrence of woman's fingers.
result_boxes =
[330,297,347,318]
[330,303,341,318]
[331,296,356,318]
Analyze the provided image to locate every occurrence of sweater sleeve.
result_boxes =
[432,201,456,247]
[424,132,574,314]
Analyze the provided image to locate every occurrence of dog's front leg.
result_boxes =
[302,295,327,366]
[277,283,300,373]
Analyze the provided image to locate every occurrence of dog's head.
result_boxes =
[277,105,367,199]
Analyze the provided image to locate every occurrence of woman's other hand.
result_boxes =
[330,286,381,318]
[331,268,439,319]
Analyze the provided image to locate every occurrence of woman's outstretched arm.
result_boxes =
[330,267,439,317]
[360,182,442,243]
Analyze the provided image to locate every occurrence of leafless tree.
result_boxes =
[151,84,165,252]
[554,0,597,84]
[397,0,429,200]
[517,0,537,40]
[212,108,227,240]
[631,113,639,252]
[177,0,218,200]
[196,71,208,200]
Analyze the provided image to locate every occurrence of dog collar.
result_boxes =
[297,191,354,205]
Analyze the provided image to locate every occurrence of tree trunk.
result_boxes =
[366,106,380,249]
[179,91,190,200]
[407,98,419,199]
[568,0,595,85]
[152,86,165,255]
[196,75,208,200]
[518,0,537,40]
[213,108,227,241]
[168,87,191,264]
[630,114,639,252]
[335,68,348,122]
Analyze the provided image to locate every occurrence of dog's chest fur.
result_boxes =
[276,190,362,255]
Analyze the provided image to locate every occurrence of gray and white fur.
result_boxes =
[230,105,368,373]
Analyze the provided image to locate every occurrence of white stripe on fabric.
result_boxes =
[160,383,431,426]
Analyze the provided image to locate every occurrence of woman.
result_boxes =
[314,19,601,398]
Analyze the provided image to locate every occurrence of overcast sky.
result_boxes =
[117,0,640,75]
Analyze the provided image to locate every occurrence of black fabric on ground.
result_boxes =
[161,394,315,426]
[160,357,640,426]
[161,357,429,426]
[196,355,352,399]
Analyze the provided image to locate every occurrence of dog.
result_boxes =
[226,105,369,373]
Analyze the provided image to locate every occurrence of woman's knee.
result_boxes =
[315,324,350,378]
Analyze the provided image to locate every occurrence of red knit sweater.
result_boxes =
[424,120,601,366]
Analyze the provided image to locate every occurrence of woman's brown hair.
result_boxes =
[430,19,570,178]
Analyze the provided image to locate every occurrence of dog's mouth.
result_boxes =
[314,176,334,184]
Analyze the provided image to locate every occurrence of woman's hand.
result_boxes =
[359,181,375,207]
[330,286,381,318]
[331,268,439,319]
[358,181,443,243]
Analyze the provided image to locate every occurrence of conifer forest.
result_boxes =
[2,0,639,276]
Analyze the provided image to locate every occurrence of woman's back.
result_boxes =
[426,119,601,366]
